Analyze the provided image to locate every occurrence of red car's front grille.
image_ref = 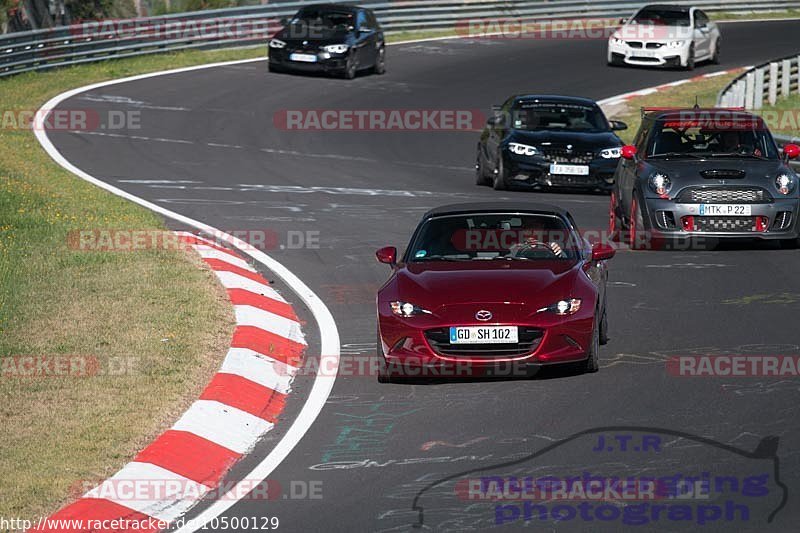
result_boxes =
[424,327,544,359]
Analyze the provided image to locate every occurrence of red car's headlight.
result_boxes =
[390,301,432,317]
[537,298,582,316]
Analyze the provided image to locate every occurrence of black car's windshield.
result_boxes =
[631,8,690,26]
[647,115,779,159]
[511,102,608,132]
[407,213,580,262]
[291,9,354,31]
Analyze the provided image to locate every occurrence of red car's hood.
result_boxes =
[394,260,581,314]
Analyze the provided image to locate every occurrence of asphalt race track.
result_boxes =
[48,20,800,532]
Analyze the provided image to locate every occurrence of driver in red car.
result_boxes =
[507,221,568,259]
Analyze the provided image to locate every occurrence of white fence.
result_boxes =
[718,53,800,110]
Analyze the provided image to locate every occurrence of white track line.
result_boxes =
[34,61,340,532]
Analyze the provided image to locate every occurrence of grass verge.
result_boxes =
[756,93,800,137]
[0,48,264,522]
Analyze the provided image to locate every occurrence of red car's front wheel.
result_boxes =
[583,314,600,373]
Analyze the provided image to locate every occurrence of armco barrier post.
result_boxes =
[745,71,756,109]
[768,62,778,105]
[754,68,765,110]
[781,59,791,97]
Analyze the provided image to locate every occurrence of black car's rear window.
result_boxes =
[511,102,608,132]
[646,115,779,160]
[406,213,579,263]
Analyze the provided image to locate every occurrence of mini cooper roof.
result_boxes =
[640,107,756,120]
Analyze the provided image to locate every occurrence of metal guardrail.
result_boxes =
[718,52,800,109]
[717,53,800,156]
[2,0,800,78]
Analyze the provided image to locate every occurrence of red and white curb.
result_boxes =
[598,66,752,108]
[34,232,305,532]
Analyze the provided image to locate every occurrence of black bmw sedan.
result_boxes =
[476,95,627,192]
[268,4,385,79]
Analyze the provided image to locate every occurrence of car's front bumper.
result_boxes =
[377,307,594,378]
[642,196,800,239]
[503,153,619,191]
[269,49,348,73]
[607,41,688,67]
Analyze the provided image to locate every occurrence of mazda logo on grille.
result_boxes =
[475,310,492,321]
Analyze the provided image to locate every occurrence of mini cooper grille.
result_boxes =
[425,327,544,358]
[693,216,758,232]
[676,187,771,204]
[542,148,593,164]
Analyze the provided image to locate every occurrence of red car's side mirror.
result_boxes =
[376,246,397,265]
[783,143,800,160]
[621,145,637,160]
[591,242,616,261]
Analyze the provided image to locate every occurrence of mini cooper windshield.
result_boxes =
[512,102,608,133]
[407,213,580,262]
[647,117,779,160]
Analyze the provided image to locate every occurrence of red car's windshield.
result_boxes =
[407,213,580,262]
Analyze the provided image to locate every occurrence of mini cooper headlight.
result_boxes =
[508,142,539,156]
[775,173,796,195]
[269,38,286,49]
[537,299,582,316]
[323,44,349,54]
[391,301,431,317]
[600,147,622,159]
[667,40,687,48]
[648,173,672,196]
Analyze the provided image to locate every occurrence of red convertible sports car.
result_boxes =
[375,202,615,381]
